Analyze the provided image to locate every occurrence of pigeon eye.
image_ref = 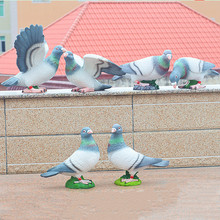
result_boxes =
[56,47,59,50]
[118,127,121,129]
[83,130,86,133]
[175,75,178,78]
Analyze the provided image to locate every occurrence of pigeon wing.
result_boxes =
[14,24,48,73]
[83,54,125,78]
[202,61,215,71]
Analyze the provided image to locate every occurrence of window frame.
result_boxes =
[0,36,6,53]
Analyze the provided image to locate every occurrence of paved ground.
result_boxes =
[0,167,219,220]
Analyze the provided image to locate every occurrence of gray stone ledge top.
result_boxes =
[0,85,220,99]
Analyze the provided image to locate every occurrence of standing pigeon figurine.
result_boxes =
[108,124,169,186]
[64,51,125,93]
[41,127,100,189]
[112,50,172,90]
[170,57,219,89]
[1,24,66,93]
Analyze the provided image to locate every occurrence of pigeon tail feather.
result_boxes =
[209,69,219,76]
[152,160,169,167]
[40,171,59,178]
[96,84,112,91]
[1,77,18,87]
[40,162,75,178]
[14,24,44,73]
[112,75,123,81]
[135,157,162,169]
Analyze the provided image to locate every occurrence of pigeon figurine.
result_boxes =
[41,127,100,189]
[170,57,219,89]
[1,24,66,93]
[108,124,169,186]
[63,51,125,93]
[112,50,172,90]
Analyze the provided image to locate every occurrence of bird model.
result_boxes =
[108,124,169,186]
[170,57,219,89]
[41,127,100,189]
[63,51,125,93]
[112,50,172,90]
[1,24,66,93]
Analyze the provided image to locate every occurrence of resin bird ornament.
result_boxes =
[112,50,172,90]
[1,24,66,93]
[170,57,219,89]
[108,124,169,186]
[41,127,100,189]
[64,51,125,93]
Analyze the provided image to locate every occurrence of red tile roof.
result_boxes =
[1,1,220,76]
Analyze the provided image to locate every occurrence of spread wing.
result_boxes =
[14,24,48,73]
[83,54,125,79]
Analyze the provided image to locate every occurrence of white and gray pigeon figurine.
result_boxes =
[1,24,66,93]
[63,51,125,93]
[41,127,100,188]
[108,124,169,185]
[112,50,172,90]
[170,57,219,90]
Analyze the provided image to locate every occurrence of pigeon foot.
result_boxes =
[74,179,92,185]
[121,178,139,183]
[133,80,159,90]
[71,87,80,92]
[65,176,95,189]
[114,171,142,186]
[22,87,47,93]
[134,81,150,87]
[79,88,95,93]
[189,84,206,90]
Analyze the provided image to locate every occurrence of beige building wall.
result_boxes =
[182,1,220,24]
[17,0,81,31]
[17,1,220,32]
[0,1,17,54]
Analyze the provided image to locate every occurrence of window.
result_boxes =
[0,36,6,52]
[32,0,50,3]
[0,0,4,17]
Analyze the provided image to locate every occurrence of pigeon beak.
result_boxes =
[63,52,68,58]
[62,47,67,53]
[171,82,177,89]
[167,54,172,60]
[87,129,93,134]
[112,128,117,133]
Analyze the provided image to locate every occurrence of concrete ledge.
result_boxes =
[0,86,219,174]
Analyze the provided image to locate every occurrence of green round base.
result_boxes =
[65,177,95,189]
[114,178,142,186]
[178,80,198,89]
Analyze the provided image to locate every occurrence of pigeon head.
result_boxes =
[162,50,172,61]
[80,127,93,138]
[52,45,66,58]
[169,69,181,88]
[63,51,74,62]
[169,60,188,88]
[111,124,123,134]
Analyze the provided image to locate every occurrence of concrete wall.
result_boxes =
[0,87,219,174]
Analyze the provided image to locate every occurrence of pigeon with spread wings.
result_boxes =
[1,24,66,93]
[64,51,125,93]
